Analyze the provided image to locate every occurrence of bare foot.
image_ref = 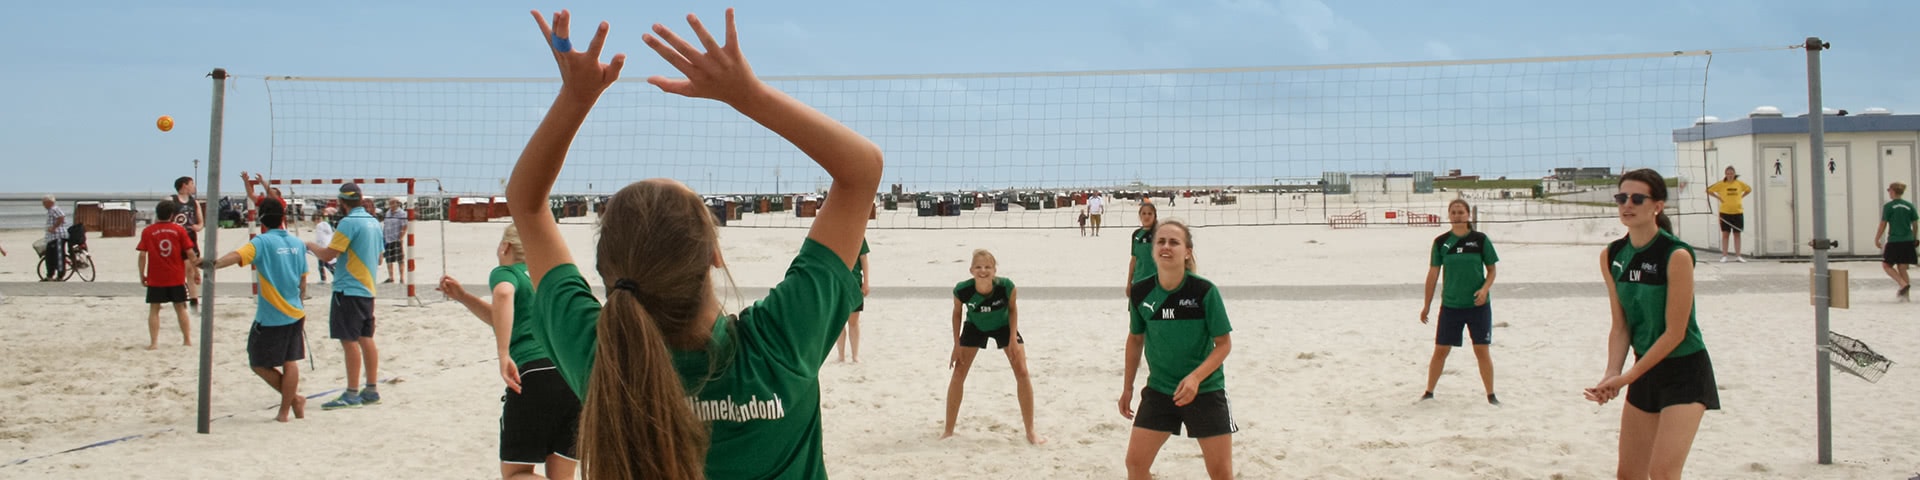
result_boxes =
[1027,433,1048,445]
[275,407,290,423]
[146,344,158,351]
[292,396,307,419]
[939,432,955,440]
[183,341,193,347]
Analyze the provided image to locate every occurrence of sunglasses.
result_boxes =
[1612,193,1653,205]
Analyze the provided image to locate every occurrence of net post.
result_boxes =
[404,179,423,307]
[1804,36,1834,465]
[197,67,228,435]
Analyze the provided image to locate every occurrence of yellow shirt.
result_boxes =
[1707,180,1752,214]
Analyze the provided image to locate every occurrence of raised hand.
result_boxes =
[530,9,627,100]
[642,9,763,105]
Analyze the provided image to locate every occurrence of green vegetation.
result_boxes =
[1438,176,1678,190]
[1433,178,1541,190]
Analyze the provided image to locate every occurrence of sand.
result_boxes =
[0,198,1915,479]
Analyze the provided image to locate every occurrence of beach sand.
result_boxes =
[0,199,1914,479]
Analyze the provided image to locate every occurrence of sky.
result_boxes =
[2,0,1914,196]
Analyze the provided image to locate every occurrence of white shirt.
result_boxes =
[1088,196,1105,215]
[312,221,334,247]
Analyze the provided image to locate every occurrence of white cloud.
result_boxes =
[1274,0,1352,53]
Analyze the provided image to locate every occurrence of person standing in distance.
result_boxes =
[1088,192,1106,237]
[1417,199,1500,405]
[1703,166,1751,263]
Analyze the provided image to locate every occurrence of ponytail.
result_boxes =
[580,289,709,480]
[1656,211,1673,233]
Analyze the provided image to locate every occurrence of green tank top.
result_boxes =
[1607,230,1706,358]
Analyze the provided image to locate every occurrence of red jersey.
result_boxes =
[137,222,195,287]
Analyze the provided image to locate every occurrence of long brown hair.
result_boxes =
[581,179,716,480]
[1618,169,1673,232]
[1137,201,1159,233]
[1155,219,1198,273]
[1447,198,1473,231]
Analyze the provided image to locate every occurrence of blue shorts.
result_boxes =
[1436,304,1492,347]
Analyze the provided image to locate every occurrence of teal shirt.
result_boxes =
[238,229,308,327]
[1608,231,1706,358]
[532,238,860,479]
[490,263,548,365]
[1884,199,1918,243]
[1128,273,1233,395]
[327,207,384,297]
[1430,231,1499,309]
[953,277,1015,331]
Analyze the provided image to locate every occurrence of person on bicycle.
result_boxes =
[42,195,69,281]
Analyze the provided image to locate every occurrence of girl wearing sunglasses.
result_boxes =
[1585,168,1717,479]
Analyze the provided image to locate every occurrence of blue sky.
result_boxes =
[2,0,1913,195]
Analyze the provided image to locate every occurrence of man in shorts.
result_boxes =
[137,200,197,350]
[380,197,409,284]
[307,183,386,409]
[1876,182,1918,301]
[213,199,311,422]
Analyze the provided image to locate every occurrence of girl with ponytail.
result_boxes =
[509,9,883,479]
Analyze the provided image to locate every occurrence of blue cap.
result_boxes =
[338,183,363,201]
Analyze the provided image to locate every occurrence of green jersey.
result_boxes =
[1607,231,1706,359]
[1128,273,1233,395]
[532,238,861,479]
[853,239,871,282]
[1884,199,1918,243]
[1130,227,1155,282]
[1430,231,1499,309]
[490,263,548,365]
[953,277,1015,331]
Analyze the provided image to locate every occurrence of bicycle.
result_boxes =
[36,225,95,283]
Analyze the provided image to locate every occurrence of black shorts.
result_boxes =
[1883,240,1917,266]
[146,285,188,305]
[248,319,307,368]
[854,301,864,313]
[1132,387,1237,438]
[329,292,376,341]
[501,359,582,464]
[957,322,1023,349]
[1435,304,1492,347]
[1626,350,1721,413]
[382,242,403,263]
[1718,213,1744,233]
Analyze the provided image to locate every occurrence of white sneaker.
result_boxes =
[1719,255,1729,263]
[1736,255,1748,263]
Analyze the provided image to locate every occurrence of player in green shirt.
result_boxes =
[940,249,1044,444]
[835,239,870,363]
[1417,199,1500,405]
[1875,182,1918,301]
[509,9,883,479]
[1119,220,1234,480]
[1125,202,1159,295]
[1585,169,1718,480]
[438,225,581,480]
